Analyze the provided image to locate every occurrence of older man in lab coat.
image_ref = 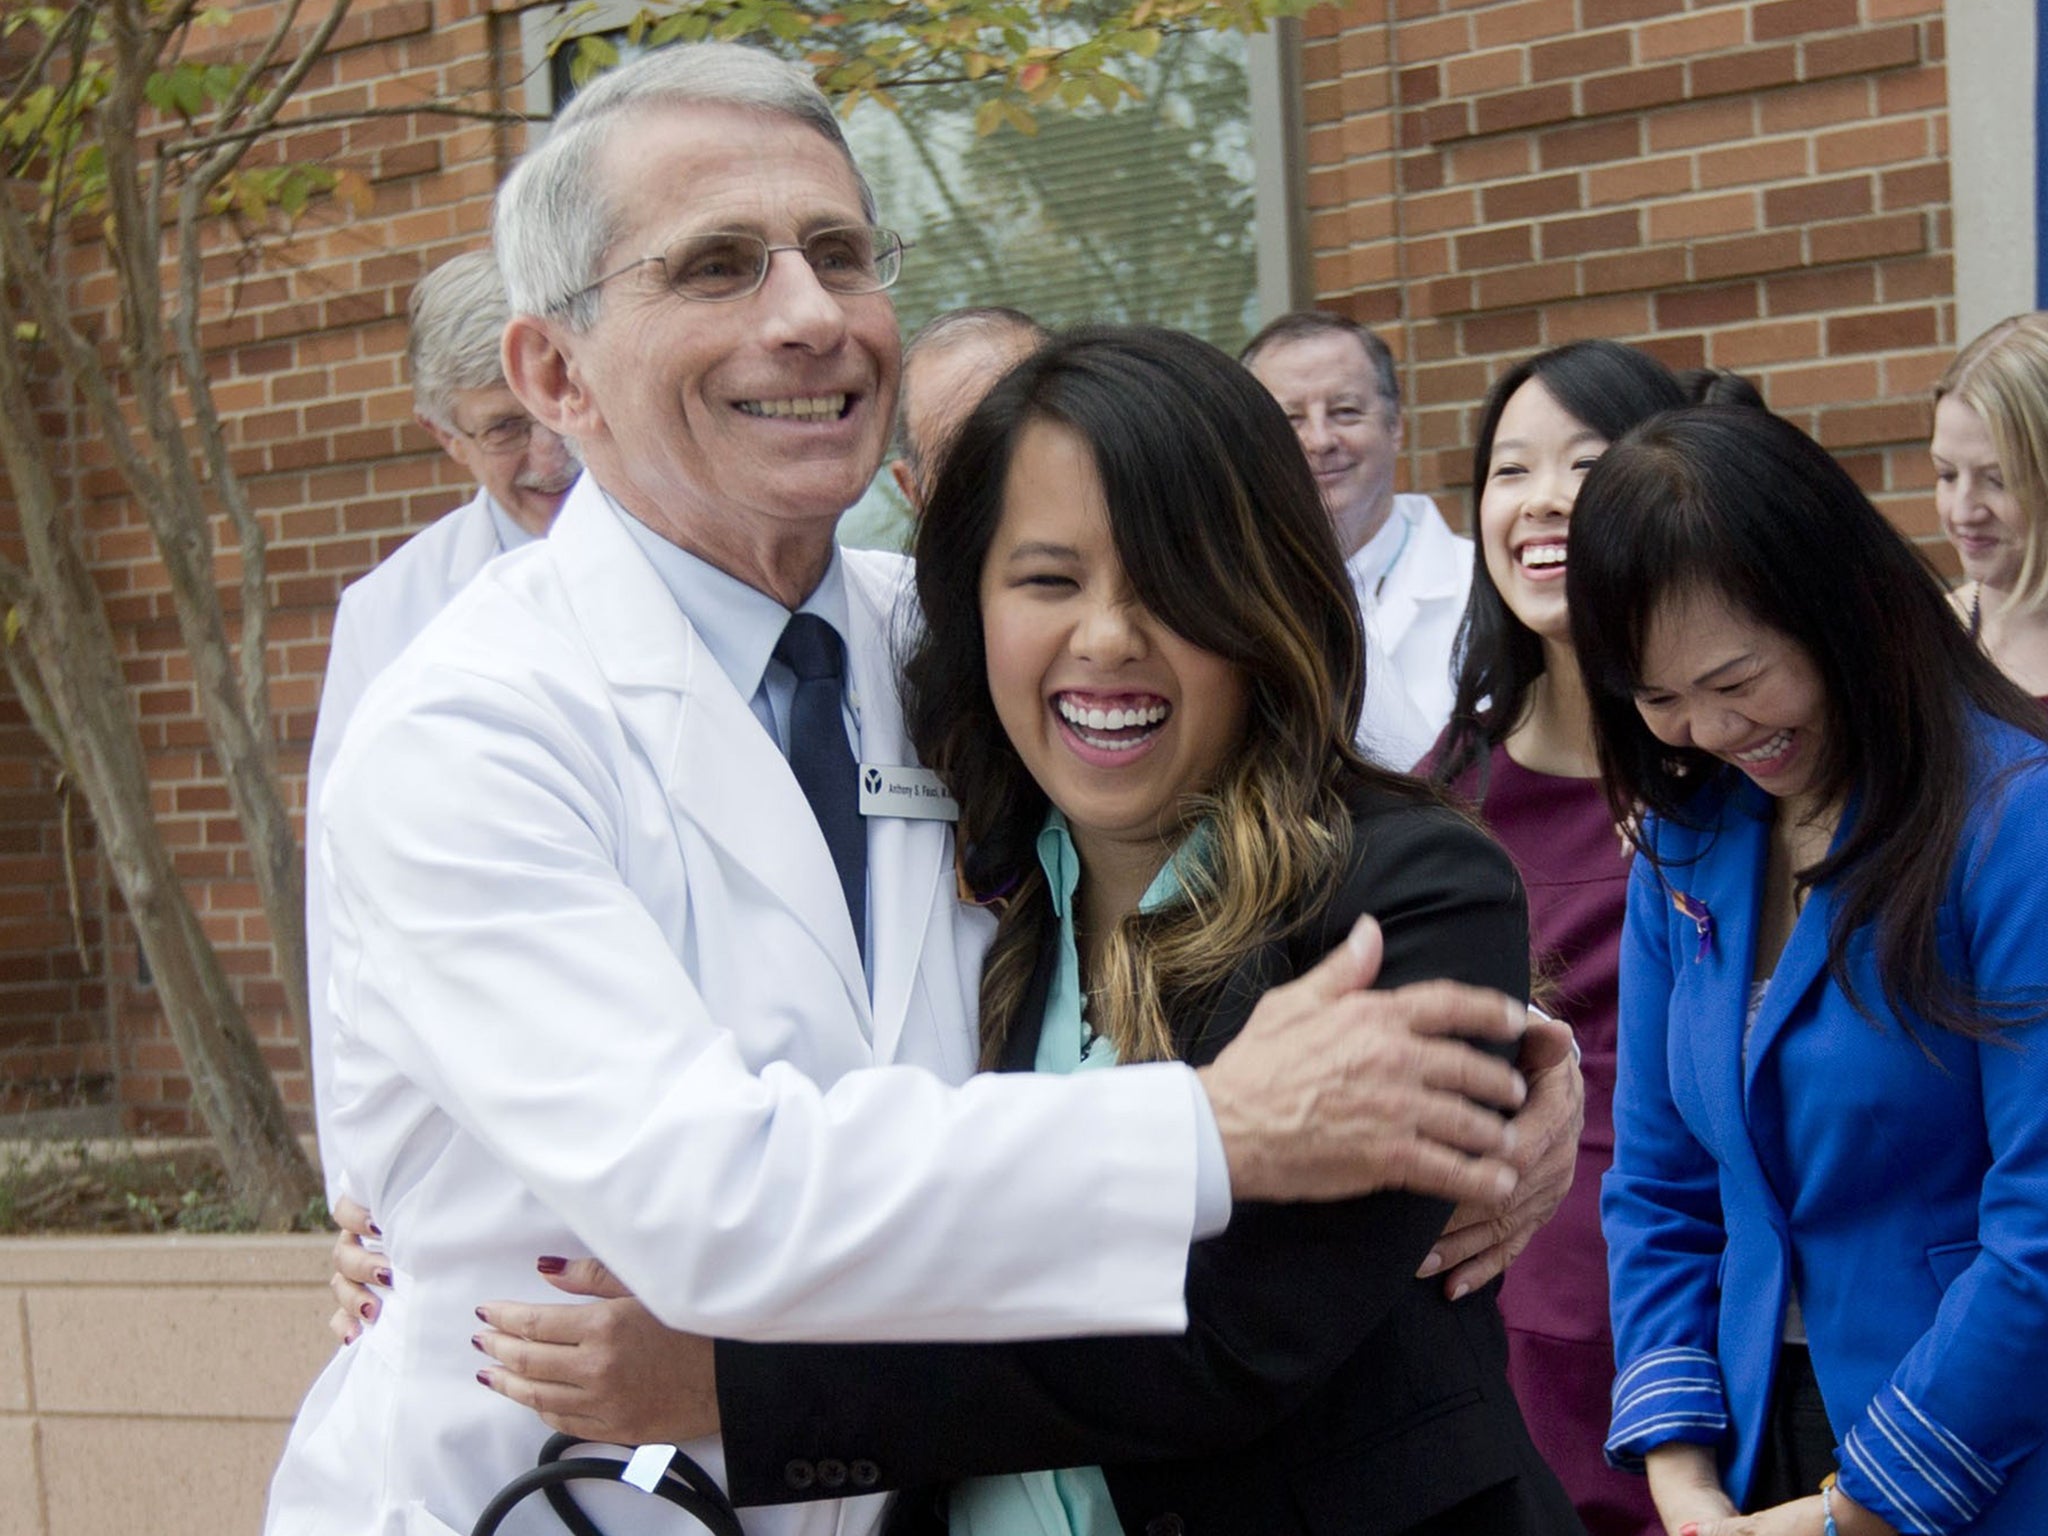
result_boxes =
[1244,311,1474,746]
[304,248,578,1209]
[269,43,1558,1536]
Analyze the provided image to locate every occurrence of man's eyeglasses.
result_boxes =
[564,225,908,309]
[450,415,542,455]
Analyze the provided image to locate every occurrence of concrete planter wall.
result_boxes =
[0,1234,332,1536]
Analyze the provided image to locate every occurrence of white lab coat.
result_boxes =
[265,479,1204,1536]
[1349,494,1474,740]
[304,489,511,1207]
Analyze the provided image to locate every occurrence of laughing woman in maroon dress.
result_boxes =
[1431,340,1688,1536]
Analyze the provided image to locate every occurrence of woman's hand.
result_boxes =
[1688,1489,1898,1536]
[327,1196,389,1345]
[1647,1443,1740,1535]
[1419,1007,1585,1298]
[474,1258,722,1444]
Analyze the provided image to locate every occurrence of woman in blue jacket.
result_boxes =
[1567,405,2048,1536]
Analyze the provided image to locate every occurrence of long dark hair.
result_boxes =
[902,324,1418,1066]
[1569,405,2048,1039]
[1434,341,1687,785]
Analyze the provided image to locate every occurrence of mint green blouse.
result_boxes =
[947,810,1197,1536]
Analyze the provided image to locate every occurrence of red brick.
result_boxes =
[1816,400,1932,449]
[1648,192,1758,243]
[1691,230,1805,281]
[1531,30,1632,83]
[1690,45,1799,101]
[1752,0,1859,42]
[1538,118,1642,171]
[1816,118,1931,173]
[1763,174,1873,227]
[1582,64,1687,117]
[1582,244,1690,297]
[1474,0,1577,47]
[1828,308,1940,354]
[1457,225,1535,270]
[1656,284,1762,329]
[1879,161,1948,210]
[1481,175,1582,223]
[1476,262,1579,310]
[1473,83,1574,135]
[1582,0,1682,21]
[1711,319,1822,369]
[1764,266,1878,316]
[1806,212,1927,266]
[1803,24,1921,81]
[1460,310,1544,355]
[1539,209,1641,259]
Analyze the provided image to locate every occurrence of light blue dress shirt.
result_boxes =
[484,496,543,556]
[949,810,1204,1536]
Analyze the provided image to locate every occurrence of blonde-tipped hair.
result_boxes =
[1936,313,2048,612]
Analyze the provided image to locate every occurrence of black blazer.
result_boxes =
[714,788,1585,1536]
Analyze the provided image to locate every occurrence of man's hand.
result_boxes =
[1419,1008,1585,1298]
[475,1258,722,1445]
[327,1195,389,1345]
[1199,916,1528,1206]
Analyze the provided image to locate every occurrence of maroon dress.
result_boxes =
[1437,742,1659,1536]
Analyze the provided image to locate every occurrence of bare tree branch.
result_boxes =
[189,0,351,194]
[196,0,302,134]
[162,99,529,158]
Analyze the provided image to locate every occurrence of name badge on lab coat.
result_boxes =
[859,764,960,821]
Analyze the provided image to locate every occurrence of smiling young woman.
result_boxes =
[1569,405,2048,1536]
[744,323,1585,1535]
[1931,314,2048,704]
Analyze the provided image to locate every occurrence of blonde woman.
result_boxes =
[1932,314,2048,703]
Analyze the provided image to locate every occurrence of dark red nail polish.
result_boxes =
[359,1301,374,1320]
[476,1369,491,1387]
[475,1306,489,1324]
[366,1221,383,1237]
[536,1255,568,1275]
[343,1330,356,1346]
[471,1333,487,1354]
[375,1268,394,1288]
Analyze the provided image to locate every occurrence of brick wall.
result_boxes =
[0,0,1965,1137]
[1,0,520,1135]
[1300,0,1955,548]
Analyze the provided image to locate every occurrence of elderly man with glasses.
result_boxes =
[303,246,578,1215]
[269,42,1569,1536]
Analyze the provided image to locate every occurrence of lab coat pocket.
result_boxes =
[1926,1238,1982,1292]
[401,1500,468,1536]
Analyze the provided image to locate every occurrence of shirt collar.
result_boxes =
[484,494,543,554]
[604,489,852,702]
[1033,807,1206,919]
[1349,496,1414,590]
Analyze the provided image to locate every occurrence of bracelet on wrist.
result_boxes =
[1820,1472,1839,1536]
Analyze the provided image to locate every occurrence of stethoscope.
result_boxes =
[470,1434,743,1536]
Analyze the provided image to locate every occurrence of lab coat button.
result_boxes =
[1145,1517,1186,1536]
[783,1459,816,1491]
[817,1458,849,1488]
[850,1459,881,1488]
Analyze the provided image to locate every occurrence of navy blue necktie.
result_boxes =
[774,613,866,962]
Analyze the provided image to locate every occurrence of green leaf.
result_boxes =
[4,607,21,646]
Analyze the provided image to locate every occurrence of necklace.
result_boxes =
[1970,579,1983,641]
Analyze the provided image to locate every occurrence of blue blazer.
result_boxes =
[1602,714,2048,1535]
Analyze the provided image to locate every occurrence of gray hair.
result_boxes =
[895,306,1049,470]
[1240,309,1401,417]
[495,42,876,331]
[406,248,510,428]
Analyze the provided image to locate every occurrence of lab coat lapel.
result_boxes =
[440,489,505,586]
[548,482,871,1022]
[844,556,946,1065]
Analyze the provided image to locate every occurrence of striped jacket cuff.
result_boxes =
[1605,1346,1730,1471]
[1838,1385,2003,1535]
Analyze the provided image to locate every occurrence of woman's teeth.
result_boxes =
[1520,544,1567,568]
[1056,696,1169,751]
[1735,729,1792,764]
[1057,698,1168,732]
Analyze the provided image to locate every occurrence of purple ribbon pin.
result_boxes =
[1670,890,1714,963]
